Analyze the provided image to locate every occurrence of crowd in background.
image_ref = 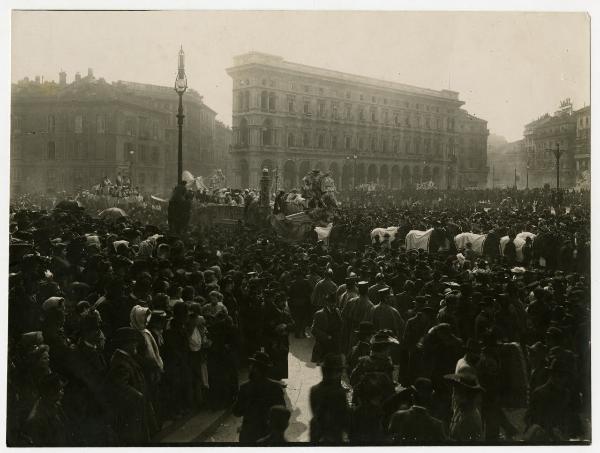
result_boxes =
[7,186,590,445]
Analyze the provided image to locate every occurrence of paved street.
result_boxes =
[201,335,319,442]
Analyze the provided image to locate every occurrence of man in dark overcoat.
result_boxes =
[311,293,343,364]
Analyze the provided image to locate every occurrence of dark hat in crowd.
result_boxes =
[410,377,433,397]
[526,341,547,355]
[546,327,563,340]
[546,358,572,375]
[378,287,391,297]
[345,275,358,284]
[42,296,65,312]
[248,351,273,368]
[444,369,485,392]
[357,280,369,289]
[321,353,346,370]
[354,321,376,336]
[112,327,142,347]
[371,329,400,345]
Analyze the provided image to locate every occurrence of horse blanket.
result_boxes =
[405,228,434,251]
[370,226,399,244]
[500,232,537,263]
[454,232,487,255]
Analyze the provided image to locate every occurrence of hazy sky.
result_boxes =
[12,10,589,141]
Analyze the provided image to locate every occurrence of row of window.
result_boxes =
[237,128,451,156]
[240,79,447,111]
[236,91,455,130]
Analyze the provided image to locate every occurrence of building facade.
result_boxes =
[573,105,591,181]
[488,139,525,189]
[10,70,224,196]
[455,109,489,188]
[226,52,488,190]
[522,100,581,189]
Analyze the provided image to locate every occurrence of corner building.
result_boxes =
[227,52,487,190]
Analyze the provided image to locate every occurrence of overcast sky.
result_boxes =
[12,10,589,142]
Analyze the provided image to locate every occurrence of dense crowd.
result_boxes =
[7,186,590,445]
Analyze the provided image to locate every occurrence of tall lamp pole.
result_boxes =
[174,46,188,184]
[546,142,565,192]
[129,149,135,187]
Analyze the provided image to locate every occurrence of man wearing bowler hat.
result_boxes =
[311,292,343,364]
[233,351,286,443]
[348,321,375,371]
[350,330,398,405]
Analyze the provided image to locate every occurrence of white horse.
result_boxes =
[454,232,488,255]
[500,232,537,263]
[370,226,399,244]
[406,228,434,251]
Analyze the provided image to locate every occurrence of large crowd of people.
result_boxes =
[7,185,590,445]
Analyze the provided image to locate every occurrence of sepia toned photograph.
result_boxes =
[5,6,593,447]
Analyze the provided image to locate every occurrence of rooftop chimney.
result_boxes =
[75,72,81,82]
[59,70,67,86]
[87,68,94,78]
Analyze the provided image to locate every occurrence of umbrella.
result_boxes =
[99,207,127,220]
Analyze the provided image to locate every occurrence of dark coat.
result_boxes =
[232,377,286,443]
[107,349,154,444]
[388,405,447,443]
[24,400,72,446]
[309,380,349,443]
[311,307,343,363]
[263,302,293,380]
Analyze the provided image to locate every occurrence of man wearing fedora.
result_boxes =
[311,292,343,364]
[309,354,349,443]
[233,351,286,443]
[350,330,398,406]
[388,377,447,443]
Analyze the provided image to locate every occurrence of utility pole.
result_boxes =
[545,142,565,206]
[491,164,494,189]
[514,167,517,189]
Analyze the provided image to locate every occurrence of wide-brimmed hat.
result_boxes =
[371,329,400,345]
[354,321,376,336]
[248,351,273,368]
[444,369,485,392]
[378,287,391,297]
[410,377,433,396]
[357,280,369,289]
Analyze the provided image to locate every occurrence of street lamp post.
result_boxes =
[346,154,358,190]
[174,46,188,185]
[546,142,565,191]
[129,149,135,187]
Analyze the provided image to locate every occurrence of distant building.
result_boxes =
[522,99,585,189]
[455,109,489,188]
[573,105,591,180]
[226,51,488,190]
[10,70,227,196]
[488,139,525,189]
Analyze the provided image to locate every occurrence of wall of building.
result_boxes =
[227,52,489,190]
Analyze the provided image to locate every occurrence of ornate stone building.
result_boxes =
[573,105,591,179]
[226,52,488,190]
[523,100,578,189]
[10,70,223,196]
